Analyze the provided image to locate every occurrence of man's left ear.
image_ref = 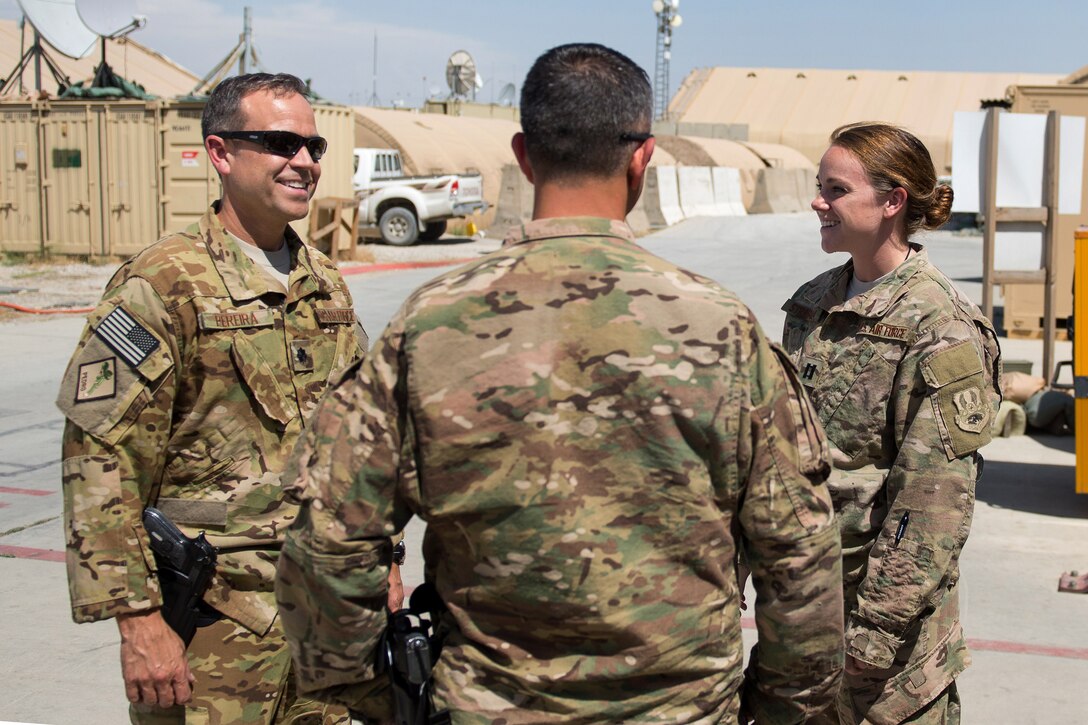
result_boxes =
[627,137,655,193]
[885,186,908,218]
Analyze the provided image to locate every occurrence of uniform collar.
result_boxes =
[836,243,928,318]
[794,243,929,319]
[502,216,637,248]
[200,202,333,302]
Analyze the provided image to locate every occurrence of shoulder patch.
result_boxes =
[95,307,160,368]
[75,358,117,402]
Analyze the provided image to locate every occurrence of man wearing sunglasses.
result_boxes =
[277,43,843,723]
[56,73,395,724]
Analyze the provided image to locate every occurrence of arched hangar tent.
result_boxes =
[668,67,1062,173]
[0,19,199,98]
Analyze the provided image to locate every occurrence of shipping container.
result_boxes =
[0,102,44,253]
[0,97,357,258]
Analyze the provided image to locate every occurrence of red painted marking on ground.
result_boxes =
[0,545,65,561]
[0,502,8,509]
[740,617,1088,661]
[340,259,476,276]
[967,638,1088,661]
[0,485,54,497]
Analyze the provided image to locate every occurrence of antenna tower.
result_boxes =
[191,6,268,95]
[652,0,682,121]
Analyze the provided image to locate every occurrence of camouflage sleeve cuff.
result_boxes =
[845,616,902,669]
[71,597,162,624]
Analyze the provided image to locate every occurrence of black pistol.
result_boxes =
[142,506,218,645]
[368,583,451,725]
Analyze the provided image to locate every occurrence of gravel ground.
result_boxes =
[0,233,503,323]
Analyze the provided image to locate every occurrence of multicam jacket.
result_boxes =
[782,245,1001,724]
[277,216,844,724]
[57,205,364,635]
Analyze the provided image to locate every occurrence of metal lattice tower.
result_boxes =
[652,0,682,121]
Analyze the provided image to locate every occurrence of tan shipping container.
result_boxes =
[0,102,44,253]
[40,104,100,256]
[1,97,357,258]
[160,101,219,236]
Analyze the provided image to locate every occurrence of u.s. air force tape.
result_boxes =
[95,307,160,368]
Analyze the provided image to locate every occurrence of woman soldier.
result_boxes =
[781,123,1002,725]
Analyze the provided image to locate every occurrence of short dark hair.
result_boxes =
[201,73,309,138]
[519,43,652,181]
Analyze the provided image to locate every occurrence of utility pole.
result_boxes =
[367,32,380,106]
[652,0,683,121]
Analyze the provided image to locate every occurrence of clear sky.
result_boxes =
[3,0,1087,106]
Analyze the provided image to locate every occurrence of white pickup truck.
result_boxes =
[352,148,488,246]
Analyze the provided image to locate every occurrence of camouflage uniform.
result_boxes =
[57,205,365,724]
[277,216,844,723]
[782,245,1002,725]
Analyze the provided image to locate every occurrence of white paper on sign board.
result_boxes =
[1060,116,1085,215]
[996,114,1045,210]
[950,111,1085,215]
[951,111,985,214]
[994,225,1044,271]
[181,150,199,168]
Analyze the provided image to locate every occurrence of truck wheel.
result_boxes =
[418,220,447,242]
[379,207,419,246]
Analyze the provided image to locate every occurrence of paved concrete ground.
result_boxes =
[1,213,1085,724]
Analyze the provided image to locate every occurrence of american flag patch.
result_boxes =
[95,307,160,368]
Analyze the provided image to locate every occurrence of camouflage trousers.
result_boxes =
[130,615,348,725]
[809,681,960,725]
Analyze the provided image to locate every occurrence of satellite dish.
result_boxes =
[445,50,477,99]
[497,83,516,107]
[16,0,97,59]
[77,0,145,38]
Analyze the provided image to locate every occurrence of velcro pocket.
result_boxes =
[921,342,992,458]
[920,341,983,388]
[861,537,936,629]
[231,333,299,426]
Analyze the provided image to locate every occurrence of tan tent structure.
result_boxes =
[354,106,527,230]
[1,19,199,98]
[668,67,1062,173]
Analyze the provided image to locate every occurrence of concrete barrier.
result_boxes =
[711,167,748,216]
[749,167,817,214]
[677,166,717,218]
[640,166,685,228]
[491,163,534,233]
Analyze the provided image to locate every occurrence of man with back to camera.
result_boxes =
[56,72,402,724]
[275,44,844,722]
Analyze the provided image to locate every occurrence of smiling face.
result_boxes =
[812,144,892,257]
[210,89,321,246]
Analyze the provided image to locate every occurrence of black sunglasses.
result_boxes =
[619,132,654,144]
[214,130,328,161]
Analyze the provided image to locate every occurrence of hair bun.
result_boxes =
[925,184,954,229]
